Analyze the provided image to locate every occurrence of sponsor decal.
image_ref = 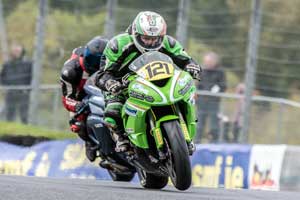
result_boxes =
[146,14,157,26]
[125,128,134,134]
[191,144,250,189]
[180,120,190,141]
[0,140,112,180]
[125,105,137,116]
[248,145,286,191]
[129,91,154,103]
[178,74,190,86]
[94,123,103,128]
[148,27,158,32]
[132,83,149,95]
[3,141,287,191]
[179,81,193,95]
[154,128,163,146]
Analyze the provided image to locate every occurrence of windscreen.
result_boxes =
[129,51,173,72]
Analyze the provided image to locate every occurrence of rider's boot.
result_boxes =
[76,121,98,162]
[104,116,130,153]
[85,140,98,162]
[114,133,130,153]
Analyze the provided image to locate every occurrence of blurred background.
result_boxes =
[0,0,300,145]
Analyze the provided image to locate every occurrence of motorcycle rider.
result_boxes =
[60,36,108,161]
[97,11,202,153]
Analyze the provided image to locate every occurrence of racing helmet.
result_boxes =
[131,11,167,53]
[83,36,108,74]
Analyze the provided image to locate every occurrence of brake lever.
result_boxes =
[121,72,133,87]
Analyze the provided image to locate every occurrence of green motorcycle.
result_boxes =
[118,51,197,190]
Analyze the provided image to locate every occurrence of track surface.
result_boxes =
[1,175,300,200]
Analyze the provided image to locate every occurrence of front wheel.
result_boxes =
[162,120,191,190]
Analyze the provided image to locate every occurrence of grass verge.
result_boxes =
[0,121,76,140]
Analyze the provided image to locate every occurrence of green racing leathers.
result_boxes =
[98,32,201,145]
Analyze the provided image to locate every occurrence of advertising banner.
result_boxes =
[2,141,292,191]
[191,144,251,189]
[280,146,300,191]
[0,140,110,179]
[248,145,286,191]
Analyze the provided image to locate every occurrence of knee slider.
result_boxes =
[104,117,117,128]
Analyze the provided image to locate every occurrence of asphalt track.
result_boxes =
[1,175,300,200]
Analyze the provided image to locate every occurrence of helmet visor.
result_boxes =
[136,34,163,50]
[83,47,102,73]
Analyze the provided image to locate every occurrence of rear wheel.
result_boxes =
[106,152,136,182]
[137,168,168,189]
[108,170,135,182]
[162,120,191,190]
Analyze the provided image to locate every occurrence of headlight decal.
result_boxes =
[169,70,181,102]
[179,80,193,95]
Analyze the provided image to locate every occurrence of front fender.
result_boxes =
[155,114,191,143]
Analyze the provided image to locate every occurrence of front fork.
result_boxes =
[148,112,166,160]
[148,105,195,159]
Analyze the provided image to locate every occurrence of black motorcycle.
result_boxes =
[73,84,136,181]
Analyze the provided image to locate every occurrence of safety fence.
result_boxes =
[0,85,68,130]
[0,139,299,191]
[1,85,300,144]
[195,90,300,145]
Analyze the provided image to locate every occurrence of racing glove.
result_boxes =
[69,114,86,133]
[70,121,82,133]
[105,79,123,95]
[185,63,202,81]
[75,101,87,113]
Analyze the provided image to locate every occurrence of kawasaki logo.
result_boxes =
[129,91,154,103]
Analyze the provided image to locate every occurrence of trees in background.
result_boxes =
[2,0,300,98]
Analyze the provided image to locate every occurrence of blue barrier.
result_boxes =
[0,140,109,179]
[0,140,289,190]
[192,144,251,188]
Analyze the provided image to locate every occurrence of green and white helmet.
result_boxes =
[132,11,167,53]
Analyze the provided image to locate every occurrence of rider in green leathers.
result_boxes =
[97,11,202,152]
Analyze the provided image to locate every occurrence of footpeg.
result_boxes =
[99,160,112,170]
[99,160,130,172]
[148,155,159,163]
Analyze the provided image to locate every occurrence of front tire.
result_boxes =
[162,120,191,190]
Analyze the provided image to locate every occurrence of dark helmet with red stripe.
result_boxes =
[83,36,108,74]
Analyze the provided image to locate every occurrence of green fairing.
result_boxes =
[122,99,149,148]
[120,53,197,149]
